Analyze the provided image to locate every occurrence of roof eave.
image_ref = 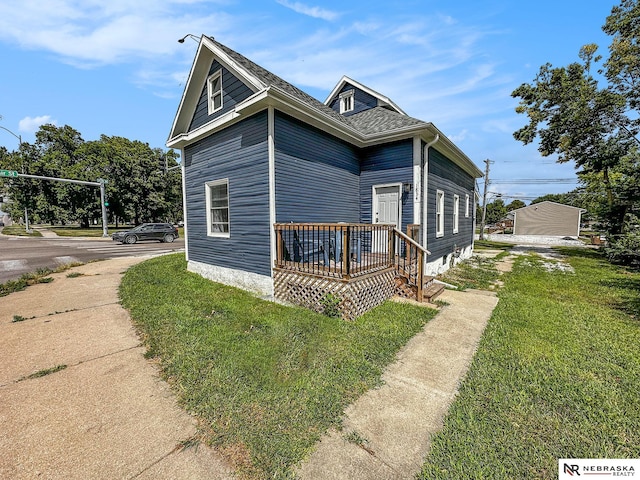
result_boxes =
[167,36,266,145]
[169,84,482,180]
[324,76,407,115]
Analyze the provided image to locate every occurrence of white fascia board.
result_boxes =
[418,126,484,179]
[167,40,213,144]
[167,109,243,149]
[258,87,366,144]
[170,81,482,182]
[323,75,407,115]
[200,36,266,92]
[167,36,266,146]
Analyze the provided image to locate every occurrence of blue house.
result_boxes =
[167,36,483,319]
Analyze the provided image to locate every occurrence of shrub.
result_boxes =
[605,231,640,267]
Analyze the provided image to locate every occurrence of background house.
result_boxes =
[510,201,586,237]
[167,36,482,317]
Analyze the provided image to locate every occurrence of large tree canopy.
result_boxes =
[0,124,181,227]
[512,0,640,242]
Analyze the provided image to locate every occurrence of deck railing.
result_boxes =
[274,223,430,289]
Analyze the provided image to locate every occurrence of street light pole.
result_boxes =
[0,124,30,233]
[479,159,491,241]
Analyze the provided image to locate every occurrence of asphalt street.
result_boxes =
[0,233,184,283]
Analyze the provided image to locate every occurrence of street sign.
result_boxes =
[0,170,18,178]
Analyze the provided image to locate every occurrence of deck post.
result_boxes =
[275,226,283,267]
[388,226,396,265]
[416,248,424,300]
[343,225,351,279]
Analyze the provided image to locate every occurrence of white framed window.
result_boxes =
[339,90,355,114]
[205,179,229,237]
[436,190,444,238]
[207,70,223,114]
[465,194,470,218]
[453,194,460,234]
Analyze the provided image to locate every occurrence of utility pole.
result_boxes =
[479,159,491,241]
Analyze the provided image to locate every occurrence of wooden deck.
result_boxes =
[274,223,432,319]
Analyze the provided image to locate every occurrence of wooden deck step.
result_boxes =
[422,282,445,303]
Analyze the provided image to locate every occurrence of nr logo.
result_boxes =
[564,463,580,476]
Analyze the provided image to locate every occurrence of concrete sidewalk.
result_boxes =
[297,288,500,479]
[1,252,504,479]
[0,257,233,480]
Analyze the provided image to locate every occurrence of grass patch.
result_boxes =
[474,240,515,250]
[0,225,42,236]
[437,255,502,290]
[12,315,28,322]
[20,364,67,381]
[120,253,437,479]
[66,272,84,278]
[0,263,85,297]
[420,248,640,479]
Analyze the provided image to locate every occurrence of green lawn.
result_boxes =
[420,247,640,479]
[0,225,42,236]
[119,253,438,479]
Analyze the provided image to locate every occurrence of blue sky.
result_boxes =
[0,0,618,202]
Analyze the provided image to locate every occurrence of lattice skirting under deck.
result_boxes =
[273,269,397,320]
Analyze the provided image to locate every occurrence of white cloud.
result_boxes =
[449,129,469,142]
[276,0,339,21]
[19,116,58,133]
[0,1,232,66]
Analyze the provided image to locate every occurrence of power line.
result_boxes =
[490,178,577,184]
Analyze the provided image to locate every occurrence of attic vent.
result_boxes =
[339,90,354,114]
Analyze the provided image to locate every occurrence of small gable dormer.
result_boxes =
[325,76,407,117]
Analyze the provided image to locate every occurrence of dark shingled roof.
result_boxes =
[210,37,353,128]
[210,37,430,137]
[346,107,427,135]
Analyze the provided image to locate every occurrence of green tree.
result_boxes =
[485,198,508,224]
[1,125,182,227]
[512,0,640,237]
[506,199,526,211]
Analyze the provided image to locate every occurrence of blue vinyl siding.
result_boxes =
[360,140,413,232]
[189,60,254,131]
[184,111,271,276]
[426,146,476,260]
[274,112,360,223]
[328,85,378,117]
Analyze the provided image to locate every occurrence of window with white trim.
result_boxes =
[339,90,355,114]
[207,70,223,114]
[465,194,470,217]
[205,179,229,237]
[436,190,444,238]
[453,194,460,234]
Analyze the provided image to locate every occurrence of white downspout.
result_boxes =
[422,134,439,255]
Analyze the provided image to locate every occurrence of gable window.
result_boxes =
[465,194,470,218]
[436,190,444,238]
[339,90,355,114]
[207,70,223,114]
[453,194,460,234]
[205,179,229,237]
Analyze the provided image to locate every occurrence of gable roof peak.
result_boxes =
[324,76,406,115]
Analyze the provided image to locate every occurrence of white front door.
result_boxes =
[373,185,401,253]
